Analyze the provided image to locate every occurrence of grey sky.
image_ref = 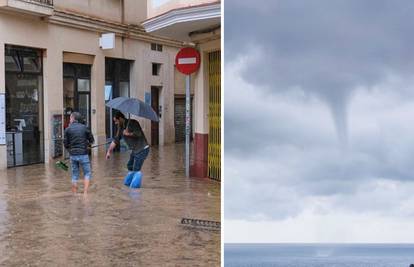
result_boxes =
[224,0,414,242]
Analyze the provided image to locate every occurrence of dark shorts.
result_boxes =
[127,146,149,171]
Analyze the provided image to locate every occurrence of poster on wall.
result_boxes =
[105,85,112,101]
[0,94,5,145]
[145,92,151,105]
[51,114,63,158]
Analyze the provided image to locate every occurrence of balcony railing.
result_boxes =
[31,0,53,5]
[0,0,54,16]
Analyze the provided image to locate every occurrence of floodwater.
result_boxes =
[0,144,221,266]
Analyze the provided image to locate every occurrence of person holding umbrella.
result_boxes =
[105,111,150,186]
[105,97,159,188]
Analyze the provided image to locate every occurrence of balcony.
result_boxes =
[0,0,54,17]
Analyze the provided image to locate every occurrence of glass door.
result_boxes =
[63,63,91,128]
[63,77,75,129]
[77,78,91,127]
[5,46,44,167]
[151,86,160,146]
[105,81,113,138]
[105,58,130,141]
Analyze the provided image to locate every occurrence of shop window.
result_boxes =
[63,63,75,77]
[22,56,41,73]
[152,63,161,76]
[105,60,114,81]
[5,45,42,73]
[5,45,44,167]
[119,82,129,97]
[5,55,20,72]
[77,64,91,78]
[119,61,130,81]
[77,79,90,92]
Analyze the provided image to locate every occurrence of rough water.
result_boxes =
[0,144,221,266]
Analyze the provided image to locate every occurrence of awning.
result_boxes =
[142,2,221,42]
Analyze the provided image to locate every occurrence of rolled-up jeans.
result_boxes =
[70,154,92,184]
[127,146,150,171]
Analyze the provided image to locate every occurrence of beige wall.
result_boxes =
[148,0,218,18]
[0,11,179,169]
[54,0,147,24]
[174,68,195,96]
[125,0,148,24]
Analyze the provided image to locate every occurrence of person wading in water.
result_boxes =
[105,111,149,176]
[64,112,94,194]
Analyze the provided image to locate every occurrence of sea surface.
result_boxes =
[225,243,414,267]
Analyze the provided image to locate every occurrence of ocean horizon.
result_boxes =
[225,243,414,267]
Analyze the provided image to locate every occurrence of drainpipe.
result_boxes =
[121,0,125,24]
[121,0,125,58]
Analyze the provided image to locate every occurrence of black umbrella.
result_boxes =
[105,96,159,122]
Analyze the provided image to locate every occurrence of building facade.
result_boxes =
[0,0,184,169]
[143,0,221,180]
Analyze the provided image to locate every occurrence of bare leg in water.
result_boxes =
[84,179,90,195]
[72,182,77,194]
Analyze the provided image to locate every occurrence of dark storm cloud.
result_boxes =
[225,0,414,145]
[224,0,414,222]
[224,81,414,220]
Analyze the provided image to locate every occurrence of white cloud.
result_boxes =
[225,211,414,243]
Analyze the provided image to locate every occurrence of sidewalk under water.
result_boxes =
[0,144,221,266]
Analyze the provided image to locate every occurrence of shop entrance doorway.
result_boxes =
[151,86,160,146]
[105,58,131,143]
[5,45,44,167]
[63,63,91,129]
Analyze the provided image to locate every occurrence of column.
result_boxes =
[43,48,63,162]
[91,53,106,153]
[190,51,209,178]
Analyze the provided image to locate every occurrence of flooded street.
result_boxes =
[0,144,221,266]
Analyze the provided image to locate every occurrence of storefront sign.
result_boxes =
[51,114,63,158]
[0,94,5,145]
[104,85,112,101]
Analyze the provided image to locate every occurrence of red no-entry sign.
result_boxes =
[175,47,201,75]
[175,47,200,177]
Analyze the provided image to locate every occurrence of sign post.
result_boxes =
[175,47,201,177]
